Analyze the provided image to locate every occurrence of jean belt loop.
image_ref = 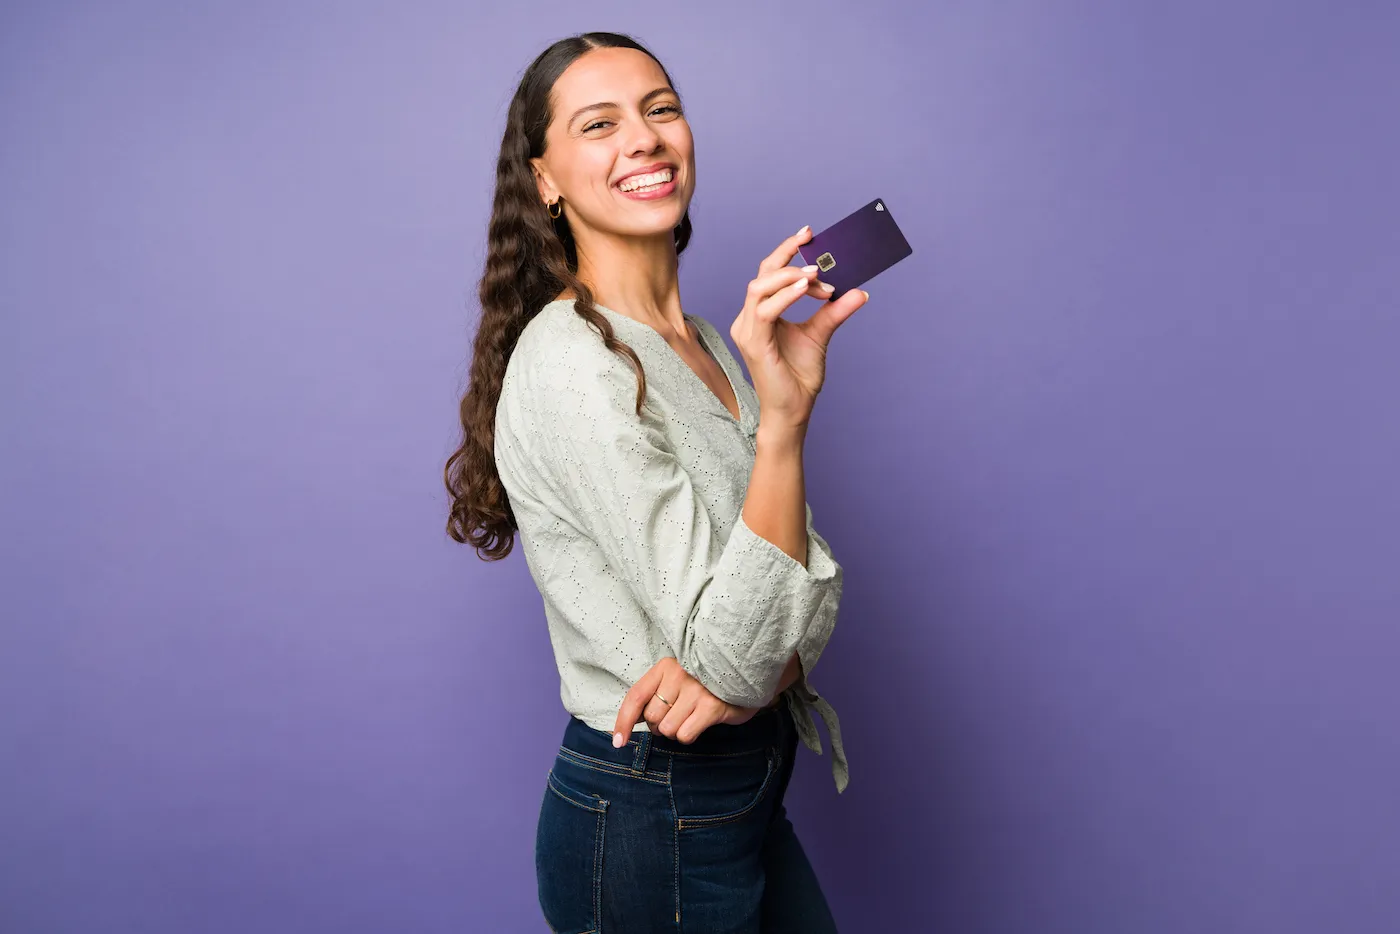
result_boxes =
[631,728,653,774]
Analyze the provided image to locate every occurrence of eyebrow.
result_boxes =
[566,87,676,127]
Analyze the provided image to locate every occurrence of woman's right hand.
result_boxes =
[611,656,763,747]
[730,226,870,432]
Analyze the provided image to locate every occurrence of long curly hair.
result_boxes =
[444,32,694,560]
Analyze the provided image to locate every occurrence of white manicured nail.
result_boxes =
[801,265,819,273]
[796,225,810,236]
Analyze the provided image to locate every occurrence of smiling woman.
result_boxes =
[530,46,697,258]
[444,30,854,934]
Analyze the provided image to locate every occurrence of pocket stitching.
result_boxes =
[675,750,780,829]
[546,768,608,814]
[665,746,769,759]
[557,747,669,785]
[539,771,608,933]
[591,807,605,931]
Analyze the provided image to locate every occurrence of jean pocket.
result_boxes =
[536,768,608,934]
[671,746,779,829]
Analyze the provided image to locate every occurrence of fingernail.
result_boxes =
[820,281,835,292]
[612,732,625,748]
[861,289,870,300]
[796,225,810,236]
[801,264,819,273]
[793,277,809,290]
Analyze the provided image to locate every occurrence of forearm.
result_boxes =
[741,424,809,707]
[743,424,809,568]
[678,423,832,708]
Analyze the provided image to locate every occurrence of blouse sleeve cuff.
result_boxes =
[730,510,840,584]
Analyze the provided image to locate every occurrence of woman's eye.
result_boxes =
[584,105,681,132]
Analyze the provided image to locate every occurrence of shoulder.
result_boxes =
[508,300,641,416]
[513,299,591,361]
[513,300,610,374]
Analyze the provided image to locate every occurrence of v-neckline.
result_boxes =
[688,320,744,424]
[560,300,749,430]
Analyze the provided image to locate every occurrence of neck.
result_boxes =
[573,228,686,339]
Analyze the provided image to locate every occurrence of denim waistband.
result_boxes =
[561,703,792,773]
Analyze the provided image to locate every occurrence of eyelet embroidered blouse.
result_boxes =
[493,298,849,793]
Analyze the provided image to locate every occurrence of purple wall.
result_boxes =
[3,2,1397,931]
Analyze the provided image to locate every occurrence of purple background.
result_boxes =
[3,2,1397,931]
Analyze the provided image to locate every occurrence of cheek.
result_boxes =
[669,125,695,159]
[578,155,620,195]
[670,133,695,181]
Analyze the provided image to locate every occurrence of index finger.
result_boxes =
[612,663,665,747]
[757,224,812,275]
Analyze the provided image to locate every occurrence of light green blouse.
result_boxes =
[493,298,848,793]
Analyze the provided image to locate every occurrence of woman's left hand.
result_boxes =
[611,657,762,747]
[728,226,869,433]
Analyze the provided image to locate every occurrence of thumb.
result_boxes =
[801,287,868,348]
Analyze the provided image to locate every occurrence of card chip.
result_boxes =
[816,252,836,271]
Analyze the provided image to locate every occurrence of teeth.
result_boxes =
[618,168,673,191]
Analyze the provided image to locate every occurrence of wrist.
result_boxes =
[755,421,807,452]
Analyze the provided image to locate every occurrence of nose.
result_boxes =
[623,116,665,158]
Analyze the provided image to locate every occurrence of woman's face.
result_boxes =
[531,47,694,242]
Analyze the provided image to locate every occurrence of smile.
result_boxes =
[616,168,675,193]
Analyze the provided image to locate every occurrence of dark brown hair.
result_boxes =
[444,32,693,559]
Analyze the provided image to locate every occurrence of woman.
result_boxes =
[445,31,867,933]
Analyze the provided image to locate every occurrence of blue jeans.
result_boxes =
[535,701,839,933]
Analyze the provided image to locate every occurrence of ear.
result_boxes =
[529,158,557,205]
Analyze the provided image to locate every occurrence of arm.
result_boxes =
[748,424,818,702]
[533,344,842,708]
[745,423,809,571]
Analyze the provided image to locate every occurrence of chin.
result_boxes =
[596,193,691,239]
[620,213,688,240]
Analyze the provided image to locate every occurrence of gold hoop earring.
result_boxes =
[547,199,562,220]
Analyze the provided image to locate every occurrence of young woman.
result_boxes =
[445,31,867,933]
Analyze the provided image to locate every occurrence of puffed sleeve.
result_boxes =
[527,341,843,708]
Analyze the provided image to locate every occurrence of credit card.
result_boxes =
[798,198,914,301]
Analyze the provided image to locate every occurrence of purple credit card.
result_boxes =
[798,198,913,302]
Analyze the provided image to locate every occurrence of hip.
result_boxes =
[535,704,800,931]
[551,702,797,822]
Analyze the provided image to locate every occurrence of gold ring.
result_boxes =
[654,690,672,705]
